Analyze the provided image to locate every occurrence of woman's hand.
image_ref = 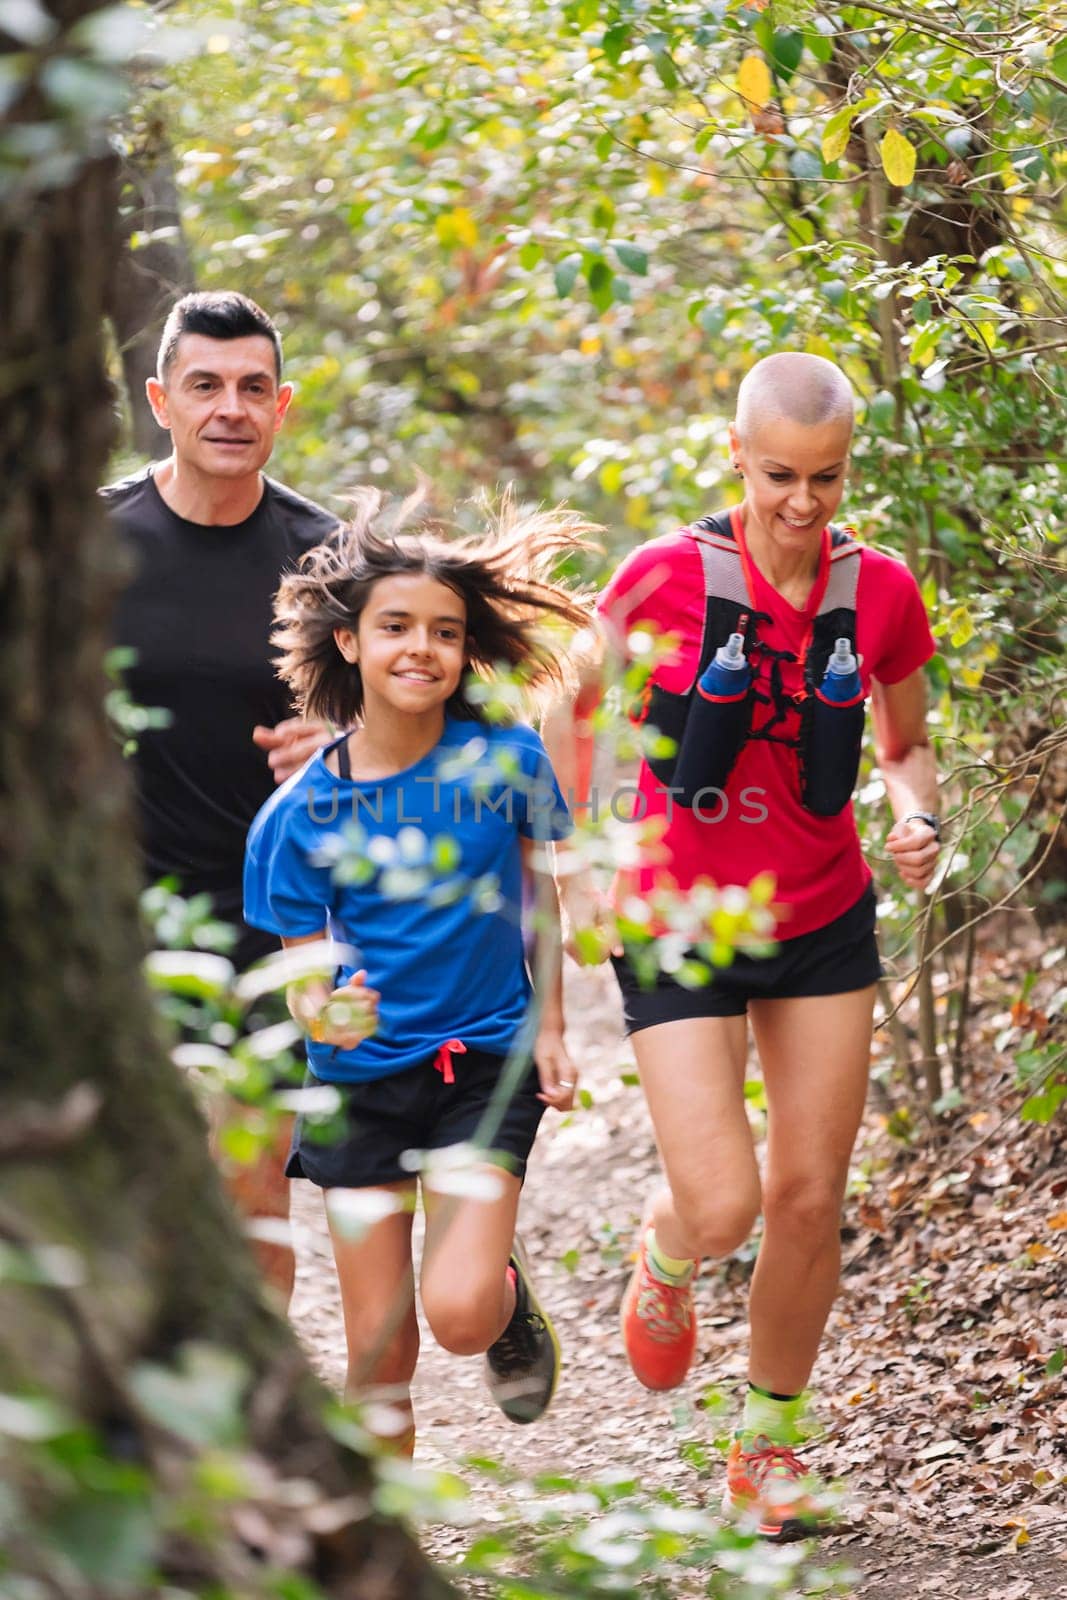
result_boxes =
[534,1026,578,1111]
[560,877,622,965]
[885,816,940,890]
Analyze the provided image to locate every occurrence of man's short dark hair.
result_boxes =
[156,292,283,382]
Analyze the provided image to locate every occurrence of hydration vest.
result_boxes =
[637,508,865,817]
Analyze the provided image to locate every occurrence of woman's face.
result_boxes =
[731,415,852,554]
[334,572,468,716]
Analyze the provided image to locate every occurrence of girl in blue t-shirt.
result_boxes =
[244,488,596,1454]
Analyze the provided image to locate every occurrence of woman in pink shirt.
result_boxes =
[546,352,941,1540]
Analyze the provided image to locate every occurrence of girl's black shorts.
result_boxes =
[286,1047,546,1189]
[612,882,881,1034]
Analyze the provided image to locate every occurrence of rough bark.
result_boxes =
[109,124,196,457]
[0,13,450,1594]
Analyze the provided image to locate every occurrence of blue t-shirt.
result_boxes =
[243,717,570,1082]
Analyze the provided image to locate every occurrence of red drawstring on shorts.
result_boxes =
[433,1038,467,1085]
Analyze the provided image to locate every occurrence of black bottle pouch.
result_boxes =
[672,682,753,807]
[800,689,865,816]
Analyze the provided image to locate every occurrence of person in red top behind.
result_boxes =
[545,353,941,1540]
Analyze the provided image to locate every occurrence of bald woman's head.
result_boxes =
[735,353,854,441]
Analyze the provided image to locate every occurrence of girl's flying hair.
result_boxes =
[273,487,599,726]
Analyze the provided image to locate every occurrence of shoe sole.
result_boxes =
[499,1234,561,1425]
[722,1486,826,1542]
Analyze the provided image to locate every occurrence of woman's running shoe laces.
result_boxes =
[484,1238,561,1424]
[620,1233,697,1390]
[723,1435,830,1541]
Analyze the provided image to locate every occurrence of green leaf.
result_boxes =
[810,30,834,64]
[909,322,942,367]
[601,22,630,68]
[867,388,896,429]
[554,253,581,298]
[1046,1347,1065,1377]
[48,1495,156,1586]
[1021,1085,1066,1123]
[645,32,679,89]
[613,241,648,275]
[592,195,615,231]
[143,950,234,999]
[770,29,804,83]
[131,1343,248,1449]
[586,257,615,312]
[517,239,541,271]
[789,148,823,182]
[574,926,608,963]
[0,1392,76,1440]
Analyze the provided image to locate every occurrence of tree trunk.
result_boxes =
[109,128,196,457]
[0,15,450,1595]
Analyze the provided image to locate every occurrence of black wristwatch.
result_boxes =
[902,810,941,842]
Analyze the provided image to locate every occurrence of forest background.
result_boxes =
[1,0,1065,1596]
[113,0,1067,1106]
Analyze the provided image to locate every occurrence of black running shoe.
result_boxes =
[484,1237,561,1425]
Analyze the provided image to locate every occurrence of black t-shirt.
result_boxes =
[106,468,339,959]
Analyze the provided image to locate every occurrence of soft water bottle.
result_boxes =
[673,633,753,806]
[802,637,865,816]
[821,639,862,703]
[700,632,751,699]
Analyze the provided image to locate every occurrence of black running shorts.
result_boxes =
[286,1047,546,1188]
[612,882,881,1033]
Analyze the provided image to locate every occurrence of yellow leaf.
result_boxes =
[880,127,917,187]
[821,105,855,164]
[738,53,772,111]
[625,493,649,528]
[948,605,974,647]
[1047,1211,1067,1230]
[434,207,479,249]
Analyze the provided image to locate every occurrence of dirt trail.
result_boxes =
[290,962,1067,1599]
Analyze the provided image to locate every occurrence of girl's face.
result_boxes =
[335,572,468,717]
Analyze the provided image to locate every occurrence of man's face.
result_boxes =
[146,333,293,480]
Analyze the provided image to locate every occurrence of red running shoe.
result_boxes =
[723,1436,827,1541]
[619,1233,697,1390]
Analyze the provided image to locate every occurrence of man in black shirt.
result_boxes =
[106,291,339,1298]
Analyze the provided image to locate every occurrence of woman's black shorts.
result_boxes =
[286,1047,546,1189]
[612,882,881,1034]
